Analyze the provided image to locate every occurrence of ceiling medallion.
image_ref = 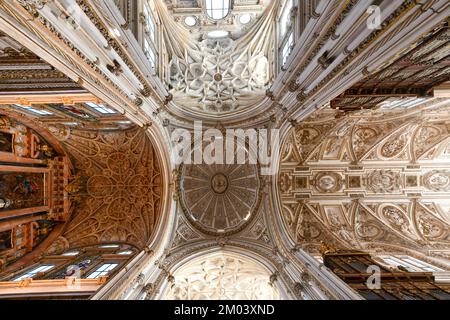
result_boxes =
[423,170,450,192]
[178,164,261,236]
[214,73,223,82]
[313,172,343,193]
[211,173,229,194]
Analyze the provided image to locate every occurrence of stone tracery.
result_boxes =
[55,127,164,250]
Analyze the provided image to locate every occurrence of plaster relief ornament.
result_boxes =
[380,131,409,158]
[283,205,322,242]
[278,108,450,257]
[292,126,330,162]
[313,172,343,193]
[367,170,402,193]
[47,125,71,141]
[423,170,450,192]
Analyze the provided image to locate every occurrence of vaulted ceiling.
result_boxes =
[278,101,450,267]
[0,0,450,299]
[0,110,165,276]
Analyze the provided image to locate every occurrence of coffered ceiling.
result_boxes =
[330,21,450,111]
[0,32,86,95]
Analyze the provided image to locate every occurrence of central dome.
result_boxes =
[179,164,261,235]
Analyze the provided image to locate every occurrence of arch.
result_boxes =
[159,248,286,300]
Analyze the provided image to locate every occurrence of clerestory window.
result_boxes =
[380,256,444,273]
[14,265,55,281]
[14,104,53,116]
[205,0,230,20]
[87,263,118,279]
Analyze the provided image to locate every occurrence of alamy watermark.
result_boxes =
[367,5,382,30]
[171,121,280,175]
[366,265,381,290]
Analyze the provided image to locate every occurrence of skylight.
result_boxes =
[205,0,230,20]
[184,16,197,27]
[86,102,116,114]
[207,30,229,39]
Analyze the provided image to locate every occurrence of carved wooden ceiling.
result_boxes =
[0,32,87,95]
[0,109,165,262]
[330,21,450,111]
[278,102,450,266]
[49,126,164,251]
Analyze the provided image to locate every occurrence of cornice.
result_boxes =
[2,0,162,128]
[277,0,449,127]
[75,0,163,104]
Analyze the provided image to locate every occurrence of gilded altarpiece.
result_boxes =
[0,114,70,271]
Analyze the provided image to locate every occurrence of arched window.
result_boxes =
[205,0,230,20]
[278,0,296,68]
